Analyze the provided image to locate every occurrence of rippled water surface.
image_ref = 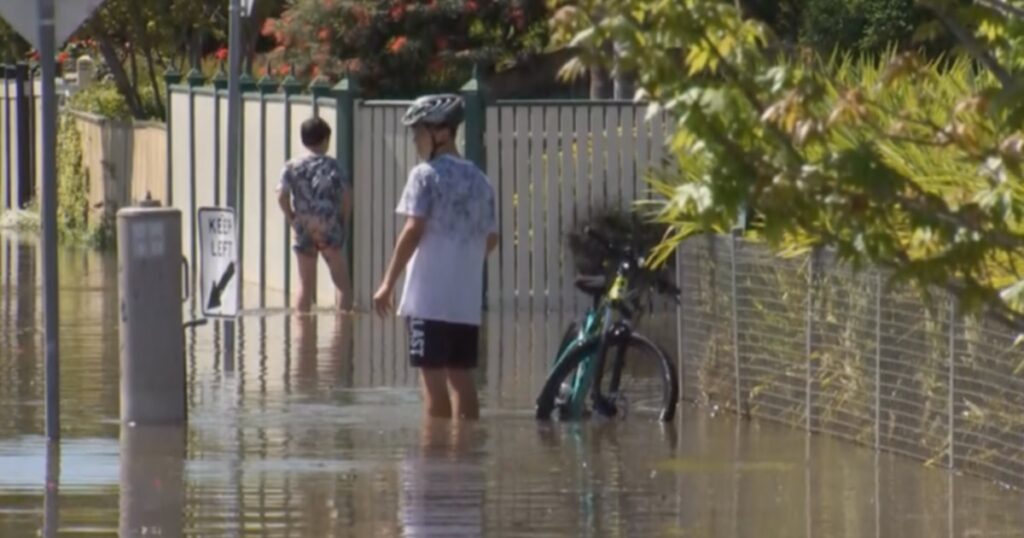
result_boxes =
[1,233,1024,537]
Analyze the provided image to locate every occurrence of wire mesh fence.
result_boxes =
[677,234,1024,488]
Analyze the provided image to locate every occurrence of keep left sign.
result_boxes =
[198,207,238,318]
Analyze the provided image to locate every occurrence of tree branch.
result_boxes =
[924,2,1015,89]
[976,0,1024,20]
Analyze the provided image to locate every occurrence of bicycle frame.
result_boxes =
[552,274,630,420]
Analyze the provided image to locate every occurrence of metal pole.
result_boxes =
[874,271,882,452]
[948,298,956,469]
[39,0,60,442]
[729,233,741,415]
[225,0,243,363]
[805,249,816,433]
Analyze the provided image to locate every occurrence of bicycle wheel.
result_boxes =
[554,321,579,362]
[536,332,679,422]
[602,332,679,422]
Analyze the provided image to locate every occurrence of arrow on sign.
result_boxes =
[207,262,236,311]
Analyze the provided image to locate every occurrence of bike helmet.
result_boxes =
[402,94,464,129]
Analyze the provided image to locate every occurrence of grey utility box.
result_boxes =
[117,208,185,425]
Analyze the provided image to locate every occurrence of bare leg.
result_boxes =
[420,369,452,419]
[321,247,353,311]
[446,369,479,420]
[294,251,317,312]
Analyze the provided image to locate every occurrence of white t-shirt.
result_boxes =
[396,154,497,326]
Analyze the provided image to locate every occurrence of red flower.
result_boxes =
[56,51,70,64]
[214,47,229,62]
[388,36,408,54]
[465,0,478,13]
[261,18,277,37]
[434,36,448,50]
[389,4,406,21]
[317,28,331,42]
[277,64,291,77]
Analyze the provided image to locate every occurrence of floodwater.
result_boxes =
[1,233,1024,537]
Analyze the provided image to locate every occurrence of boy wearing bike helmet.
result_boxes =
[373,94,499,420]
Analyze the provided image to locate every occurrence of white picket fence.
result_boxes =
[168,88,673,314]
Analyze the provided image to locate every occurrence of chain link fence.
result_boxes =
[677,234,1024,488]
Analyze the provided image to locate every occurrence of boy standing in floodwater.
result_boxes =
[372,94,499,420]
[277,117,354,312]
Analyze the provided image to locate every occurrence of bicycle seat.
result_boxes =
[575,275,607,297]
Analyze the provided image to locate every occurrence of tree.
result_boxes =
[263,0,550,96]
[0,19,29,62]
[561,0,1024,330]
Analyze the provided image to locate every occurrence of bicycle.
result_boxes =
[535,227,681,422]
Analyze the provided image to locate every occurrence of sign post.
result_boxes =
[198,208,239,319]
[0,0,106,442]
[224,0,244,366]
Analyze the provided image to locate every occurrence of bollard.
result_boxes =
[119,425,185,537]
[117,208,186,425]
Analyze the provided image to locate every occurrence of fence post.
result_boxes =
[461,66,487,307]
[333,76,358,289]
[874,271,882,452]
[806,247,820,432]
[676,246,685,402]
[729,230,743,415]
[281,68,304,303]
[186,65,206,297]
[461,65,486,169]
[257,71,279,308]
[164,67,182,206]
[239,60,257,93]
[236,65,256,303]
[212,68,227,207]
[2,64,9,211]
[310,76,331,118]
[14,63,31,208]
[948,298,956,469]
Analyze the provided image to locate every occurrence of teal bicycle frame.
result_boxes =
[554,301,614,420]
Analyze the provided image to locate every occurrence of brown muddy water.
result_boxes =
[1,233,1023,537]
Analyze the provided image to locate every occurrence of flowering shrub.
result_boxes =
[262,0,549,96]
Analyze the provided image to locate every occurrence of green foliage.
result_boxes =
[565,0,1024,329]
[265,0,550,96]
[56,114,115,250]
[799,0,922,53]
[56,114,90,244]
[0,18,29,61]
[69,82,134,120]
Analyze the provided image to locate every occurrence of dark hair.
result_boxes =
[300,117,332,148]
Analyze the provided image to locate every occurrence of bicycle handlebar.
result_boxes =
[584,226,681,299]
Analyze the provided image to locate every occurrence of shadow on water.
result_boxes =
[1,234,1024,536]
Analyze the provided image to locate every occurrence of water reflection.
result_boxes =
[399,419,485,537]
[119,426,185,537]
[1,234,1024,536]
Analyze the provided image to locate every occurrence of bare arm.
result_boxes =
[374,216,427,316]
[278,190,294,224]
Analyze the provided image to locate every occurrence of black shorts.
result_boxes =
[406,318,480,370]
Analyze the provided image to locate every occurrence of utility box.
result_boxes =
[117,208,185,425]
